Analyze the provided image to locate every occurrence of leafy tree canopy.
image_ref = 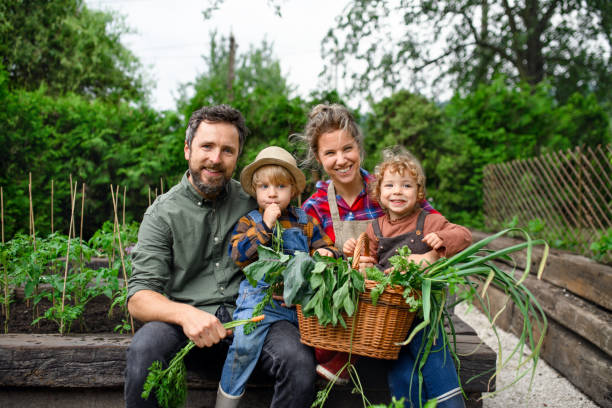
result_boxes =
[322,0,612,104]
[0,0,147,102]
[177,32,309,175]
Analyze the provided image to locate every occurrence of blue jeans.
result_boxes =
[388,321,464,408]
[220,280,300,396]
[125,319,315,408]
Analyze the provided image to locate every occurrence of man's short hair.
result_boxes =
[185,105,248,154]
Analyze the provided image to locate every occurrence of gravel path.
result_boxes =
[454,302,599,408]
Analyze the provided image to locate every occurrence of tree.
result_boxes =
[0,0,147,102]
[322,0,612,104]
[177,32,308,175]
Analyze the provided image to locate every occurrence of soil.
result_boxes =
[2,292,142,334]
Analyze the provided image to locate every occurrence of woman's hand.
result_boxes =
[356,254,377,276]
[315,248,334,257]
[343,238,357,258]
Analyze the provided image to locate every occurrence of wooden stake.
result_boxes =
[79,183,85,242]
[148,186,151,207]
[160,178,164,195]
[110,186,135,335]
[79,183,85,270]
[1,186,8,333]
[60,180,78,335]
[51,179,54,234]
[1,186,3,243]
[69,174,76,238]
[122,186,126,228]
[28,172,36,250]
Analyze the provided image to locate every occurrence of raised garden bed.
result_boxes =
[0,314,495,408]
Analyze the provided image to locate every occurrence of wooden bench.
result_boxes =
[0,314,495,408]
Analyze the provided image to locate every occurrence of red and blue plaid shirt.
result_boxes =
[301,168,438,243]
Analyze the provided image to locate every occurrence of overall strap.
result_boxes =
[415,210,428,235]
[293,207,308,225]
[247,209,263,224]
[372,218,383,239]
[327,182,342,231]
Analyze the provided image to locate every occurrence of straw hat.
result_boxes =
[240,146,306,197]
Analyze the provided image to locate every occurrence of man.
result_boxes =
[125,105,316,408]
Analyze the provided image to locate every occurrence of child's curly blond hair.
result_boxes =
[370,146,426,210]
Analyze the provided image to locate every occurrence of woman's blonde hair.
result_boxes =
[292,104,365,168]
[252,165,299,198]
[370,146,426,209]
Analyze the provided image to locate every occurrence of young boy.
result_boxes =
[216,146,341,408]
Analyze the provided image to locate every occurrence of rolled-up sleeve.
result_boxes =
[127,211,173,299]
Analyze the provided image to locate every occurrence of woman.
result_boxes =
[299,104,465,408]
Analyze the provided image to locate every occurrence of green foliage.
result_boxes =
[363,90,444,187]
[1,221,136,333]
[0,64,183,239]
[590,228,612,263]
[141,317,265,408]
[428,77,611,228]
[0,0,147,102]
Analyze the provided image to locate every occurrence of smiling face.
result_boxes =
[184,121,239,199]
[379,169,420,221]
[316,129,361,189]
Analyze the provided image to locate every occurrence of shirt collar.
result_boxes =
[181,171,230,206]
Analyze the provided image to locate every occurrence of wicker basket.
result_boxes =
[296,233,418,360]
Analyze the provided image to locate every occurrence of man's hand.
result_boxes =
[422,232,443,251]
[343,238,357,258]
[179,306,228,348]
[263,203,282,229]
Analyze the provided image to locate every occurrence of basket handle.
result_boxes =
[351,232,369,270]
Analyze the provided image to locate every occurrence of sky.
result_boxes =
[86,0,348,111]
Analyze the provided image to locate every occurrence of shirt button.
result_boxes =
[198,202,202,206]
[214,237,219,242]
[220,286,224,292]
[215,262,220,267]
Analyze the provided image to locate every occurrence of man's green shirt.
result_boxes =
[128,172,257,315]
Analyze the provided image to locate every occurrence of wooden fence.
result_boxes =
[483,145,611,261]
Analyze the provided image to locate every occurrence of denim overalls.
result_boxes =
[372,212,464,408]
[220,208,310,397]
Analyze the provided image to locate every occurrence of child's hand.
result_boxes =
[315,248,334,257]
[407,250,440,268]
[263,203,282,229]
[423,232,443,250]
[343,238,357,258]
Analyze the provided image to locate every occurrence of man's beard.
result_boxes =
[188,161,230,198]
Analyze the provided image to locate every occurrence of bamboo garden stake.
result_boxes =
[51,179,54,234]
[28,172,36,250]
[122,185,126,228]
[1,186,8,333]
[60,180,78,335]
[111,184,135,334]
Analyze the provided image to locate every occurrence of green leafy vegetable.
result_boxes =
[141,315,265,408]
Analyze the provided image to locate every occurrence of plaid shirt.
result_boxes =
[229,206,341,268]
[301,168,439,243]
